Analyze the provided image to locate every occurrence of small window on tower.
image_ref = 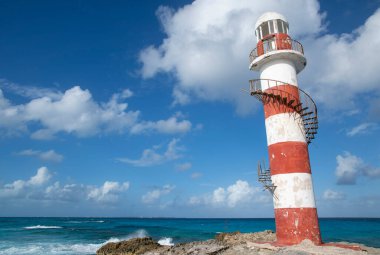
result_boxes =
[269,20,274,34]
[261,22,269,38]
[277,20,284,33]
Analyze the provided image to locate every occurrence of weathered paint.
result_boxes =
[272,173,316,209]
[265,113,306,146]
[268,142,311,175]
[251,12,321,246]
[256,33,292,57]
[275,208,321,245]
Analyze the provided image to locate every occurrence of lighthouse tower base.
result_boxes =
[275,208,321,245]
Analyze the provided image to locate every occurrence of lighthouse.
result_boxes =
[249,12,322,245]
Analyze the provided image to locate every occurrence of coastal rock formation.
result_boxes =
[96,237,162,255]
[96,230,380,255]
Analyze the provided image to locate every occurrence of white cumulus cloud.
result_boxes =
[142,185,175,204]
[139,0,380,115]
[0,167,51,198]
[336,152,380,184]
[0,85,195,138]
[117,138,183,167]
[0,167,130,204]
[130,116,192,134]
[189,180,263,208]
[18,149,64,162]
[28,167,52,186]
[87,181,130,203]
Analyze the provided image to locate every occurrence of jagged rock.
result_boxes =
[216,230,276,245]
[96,237,161,255]
[96,231,380,255]
[215,231,241,242]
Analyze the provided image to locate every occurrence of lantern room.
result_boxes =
[254,12,289,42]
[249,12,306,74]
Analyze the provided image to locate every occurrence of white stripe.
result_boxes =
[265,113,306,146]
[260,59,298,89]
[272,173,316,209]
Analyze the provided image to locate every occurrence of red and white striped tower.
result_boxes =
[249,12,322,245]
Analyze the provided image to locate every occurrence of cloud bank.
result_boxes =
[336,152,380,184]
[117,138,183,167]
[0,167,130,204]
[189,180,268,208]
[139,0,380,114]
[0,84,194,139]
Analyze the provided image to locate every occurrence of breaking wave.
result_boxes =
[23,225,62,230]
[158,237,174,246]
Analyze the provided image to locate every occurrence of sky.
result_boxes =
[0,0,380,218]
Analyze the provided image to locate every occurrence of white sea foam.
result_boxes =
[125,229,148,240]
[24,225,62,229]
[102,229,149,244]
[158,237,174,246]
[0,229,150,255]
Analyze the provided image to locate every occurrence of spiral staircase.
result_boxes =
[248,79,319,197]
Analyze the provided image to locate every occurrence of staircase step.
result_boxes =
[303,117,317,121]
[287,99,295,106]
[301,111,313,117]
[293,102,303,110]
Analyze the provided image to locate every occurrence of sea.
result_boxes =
[0,217,379,255]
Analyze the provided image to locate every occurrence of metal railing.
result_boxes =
[248,79,318,144]
[249,38,304,63]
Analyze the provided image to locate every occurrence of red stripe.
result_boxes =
[268,142,311,175]
[275,208,321,245]
[263,84,301,119]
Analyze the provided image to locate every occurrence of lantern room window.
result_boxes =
[256,19,289,40]
[261,22,269,39]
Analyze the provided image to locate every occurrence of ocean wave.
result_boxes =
[23,225,62,229]
[0,243,101,255]
[158,237,174,246]
[1,229,151,255]
[104,229,149,244]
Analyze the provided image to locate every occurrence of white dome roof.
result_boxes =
[255,12,288,30]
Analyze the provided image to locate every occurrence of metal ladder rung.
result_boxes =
[303,117,317,121]
[303,122,318,126]
[301,111,313,117]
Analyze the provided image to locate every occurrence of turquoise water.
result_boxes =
[0,218,379,254]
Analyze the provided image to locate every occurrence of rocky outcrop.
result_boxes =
[96,231,380,255]
[96,237,162,255]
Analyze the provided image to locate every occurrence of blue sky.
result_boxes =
[0,0,379,217]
